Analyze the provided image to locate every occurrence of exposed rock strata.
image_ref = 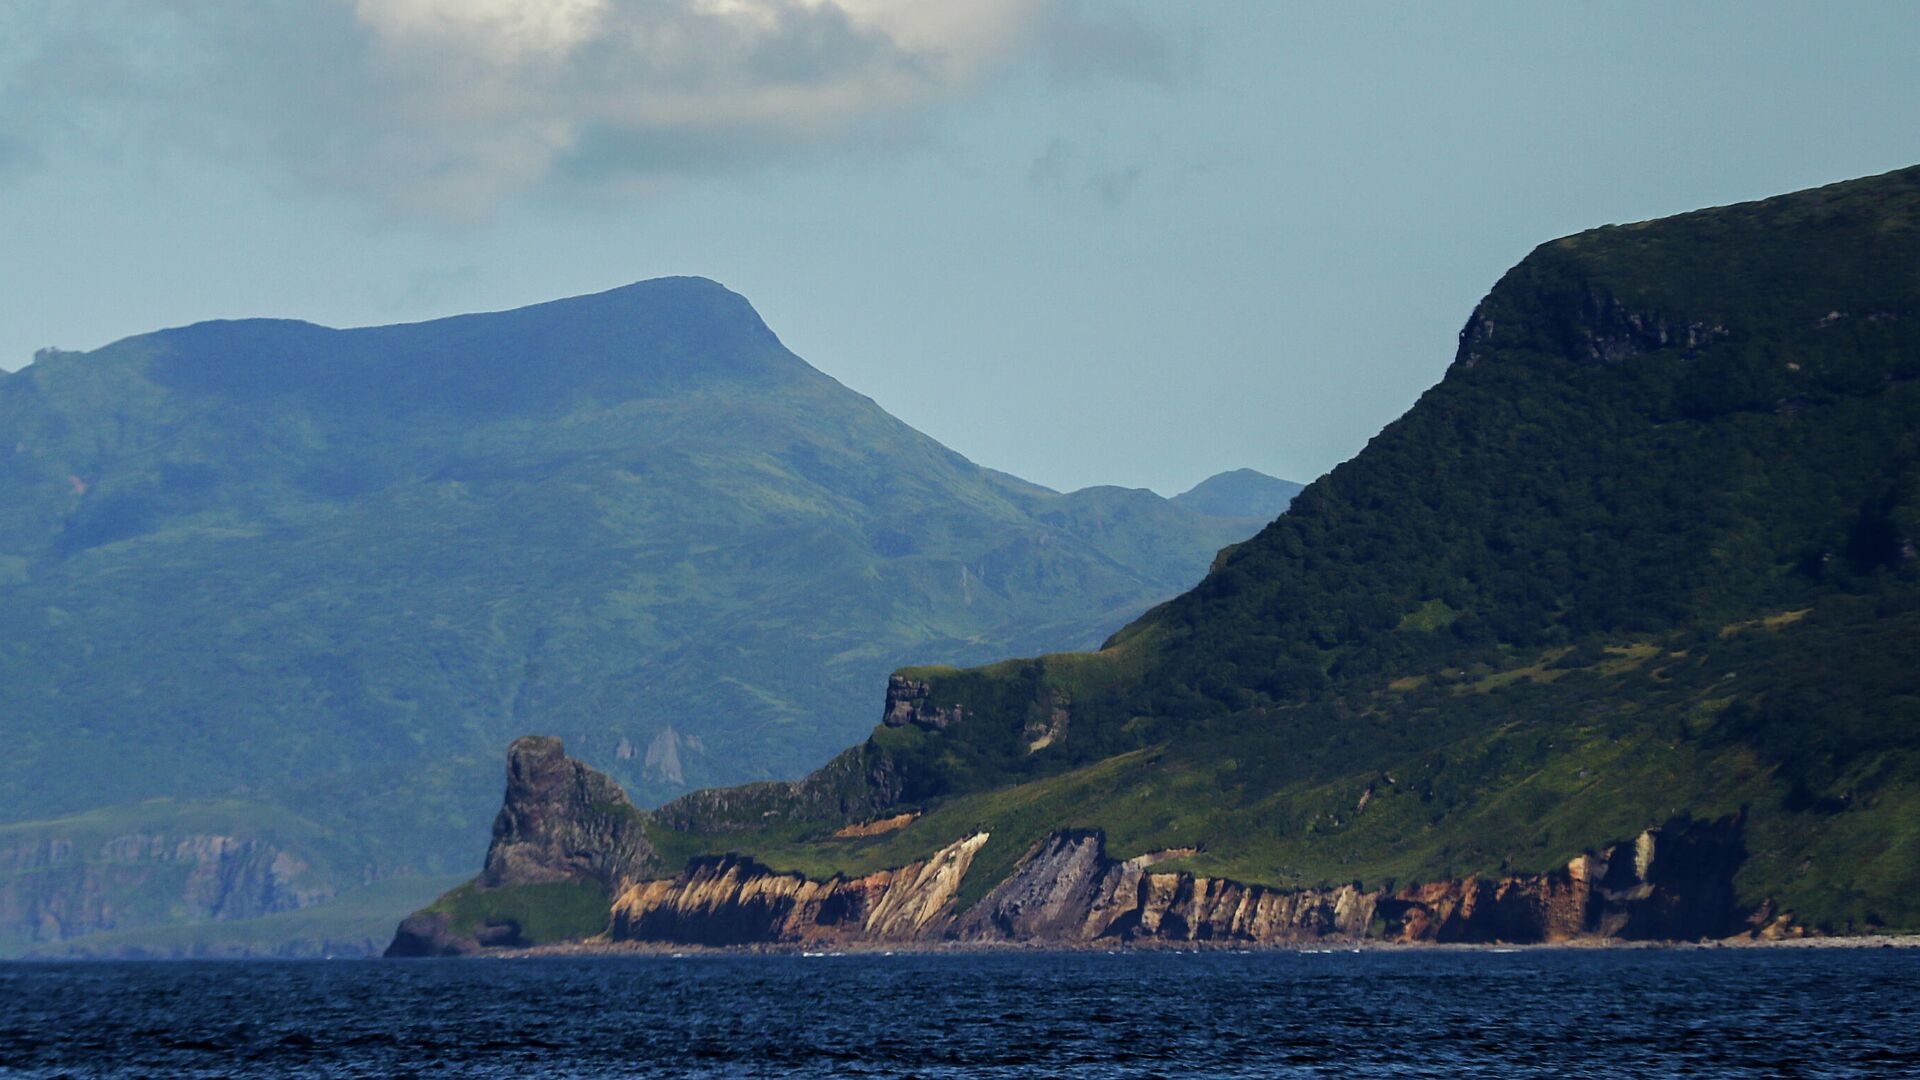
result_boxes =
[608,834,988,946]
[389,738,1751,955]
[605,818,1745,947]
[833,812,917,838]
[1376,816,1744,943]
[1023,691,1070,752]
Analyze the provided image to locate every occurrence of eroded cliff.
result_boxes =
[388,730,1771,956]
[0,832,332,950]
[609,833,988,946]
[387,736,658,956]
[601,818,1748,948]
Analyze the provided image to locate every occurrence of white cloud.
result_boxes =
[0,0,1178,221]
[352,0,611,61]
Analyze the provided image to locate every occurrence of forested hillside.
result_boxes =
[540,165,1920,944]
[0,278,1283,954]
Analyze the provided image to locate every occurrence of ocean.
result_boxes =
[3,948,1916,1076]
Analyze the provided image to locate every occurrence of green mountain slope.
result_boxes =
[0,277,1277,953]
[605,165,1920,939]
[1171,469,1304,520]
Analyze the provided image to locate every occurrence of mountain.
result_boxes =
[1170,469,1303,520]
[393,164,1920,954]
[0,277,1285,955]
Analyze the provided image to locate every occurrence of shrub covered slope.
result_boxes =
[642,166,1920,935]
[0,277,1280,953]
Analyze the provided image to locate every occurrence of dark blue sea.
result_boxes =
[4,949,1918,1077]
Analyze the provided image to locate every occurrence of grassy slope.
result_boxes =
[0,278,1270,939]
[634,166,1920,935]
[423,881,614,947]
[646,597,1920,930]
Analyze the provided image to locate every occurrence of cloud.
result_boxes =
[1027,136,1149,208]
[0,0,1173,222]
[1035,0,1197,88]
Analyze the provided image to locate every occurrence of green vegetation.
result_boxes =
[427,881,613,946]
[643,165,1920,935]
[0,277,1280,952]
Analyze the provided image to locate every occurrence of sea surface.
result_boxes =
[3,948,1918,1077]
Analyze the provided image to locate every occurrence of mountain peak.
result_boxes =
[115,276,801,416]
[1170,468,1303,521]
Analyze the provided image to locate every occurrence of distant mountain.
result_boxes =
[1171,469,1303,521]
[395,165,1920,954]
[0,278,1271,954]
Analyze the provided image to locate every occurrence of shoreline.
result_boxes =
[489,932,1920,960]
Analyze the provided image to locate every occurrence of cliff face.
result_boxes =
[0,832,330,949]
[387,737,658,957]
[608,834,988,946]
[480,735,656,892]
[602,818,1746,948]
[390,737,1758,955]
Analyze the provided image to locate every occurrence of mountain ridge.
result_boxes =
[1170,468,1304,520]
[0,276,1291,956]
[389,163,1920,954]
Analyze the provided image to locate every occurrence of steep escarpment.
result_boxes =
[0,800,358,955]
[610,834,988,946]
[387,737,657,956]
[738,164,1920,936]
[478,736,655,891]
[601,818,1745,948]
[0,830,331,951]
[390,739,1755,952]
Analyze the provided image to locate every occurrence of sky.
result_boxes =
[1,1,1916,496]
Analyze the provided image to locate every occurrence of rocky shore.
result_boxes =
[389,739,1820,957]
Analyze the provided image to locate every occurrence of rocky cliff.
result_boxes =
[0,830,332,950]
[478,735,656,891]
[386,736,658,956]
[609,834,989,946]
[603,819,1747,948]
[391,737,1764,954]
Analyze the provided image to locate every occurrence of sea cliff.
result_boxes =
[606,819,1749,948]
[390,739,1765,955]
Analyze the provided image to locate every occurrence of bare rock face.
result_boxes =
[602,816,1746,949]
[385,736,659,958]
[1022,691,1070,753]
[882,675,962,730]
[0,833,331,947]
[958,832,1378,944]
[391,735,1750,955]
[607,833,988,946]
[482,735,656,893]
[1375,815,1745,943]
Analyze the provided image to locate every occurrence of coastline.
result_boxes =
[486,932,1920,960]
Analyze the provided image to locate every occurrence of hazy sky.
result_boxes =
[3,2,1916,495]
